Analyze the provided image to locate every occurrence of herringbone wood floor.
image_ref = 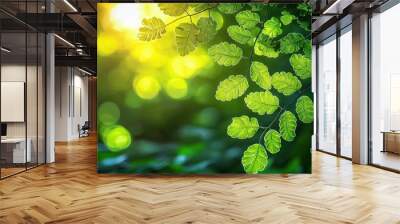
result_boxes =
[1,135,400,224]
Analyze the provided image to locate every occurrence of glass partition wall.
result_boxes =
[317,35,337,155]
[0,2,46,179]
[316,26,353,159]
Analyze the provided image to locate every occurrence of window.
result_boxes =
[339,26,352,158]
[317,35,337,154]
[370,3,400,171]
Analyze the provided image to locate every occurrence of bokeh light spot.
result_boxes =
[105,125,132,152]
[124,91,142,109]
[99,102,120,125]
[170,52,210,79]
[133,76,161,100]
[98,34,118,56]
[166,78,188,99]
[110,4,142,31]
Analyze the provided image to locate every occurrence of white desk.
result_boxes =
[1,138,31,163]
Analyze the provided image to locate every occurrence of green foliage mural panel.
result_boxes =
[98,2,313,174]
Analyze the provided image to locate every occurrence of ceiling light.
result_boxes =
[63,0,78,12]
[54,34,75,48]
[78,67,93,76]
[1,47,11,53]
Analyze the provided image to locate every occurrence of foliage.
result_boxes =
[227,115,259,139]
[280,10,296,25]
[254,40,279,58]
[215,75,248,101]
[280,33,305,54]
[241,144,268,174]
[217,3,244,14]
[197,18,217,43]
[250,61,271,90]
[138,17,166,41]
[295,96,314,123]
[227,25,254,44]
[158,3,189,16]
[236,10,261,29]
[137,3,313,174]
[264,129,281,154]
[279,111,297,142]
[290,54,311,79]
[208,42,243,66]
[244,91,280,115]
[262,17,282,38]
[175,23,200,56]
[272,72,302,96]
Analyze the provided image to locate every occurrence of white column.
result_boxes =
[352,14,369,164]
[46,1,55,163]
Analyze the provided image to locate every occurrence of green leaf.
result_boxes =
[262,17,282,38]
[247,26,261,46]
[235,10,260,29]
[272,72,302,96]
[280,33,305,54]
[250,61,271,90]
[208,42,243,66]
[175,23,199,56]
[138,17,166,41]
[241,144,268,174]
[248,26,261,37]
[249,3,264,11]
[297,3,312,16]
[210,10,224,31]
[215,75,248,101]
[190,3,218,12]
[296,96,314,123]
[280,10,296,25]
[279,111,297,142]
[254,42,279,58]
[158,3,188,16]
[290,54,311,79]
[244,91,280,115]
[197,17,217,43]
[298,20,310,31]
[264,129,281,154]
[303,40,312,58]
[227,25,253,45]
[227,115,259,139]
[218,3,243,14]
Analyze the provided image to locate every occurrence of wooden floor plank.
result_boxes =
[1,135,400,224]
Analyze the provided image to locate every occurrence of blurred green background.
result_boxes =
[97,3,312,174]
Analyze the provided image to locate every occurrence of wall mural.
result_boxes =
[98,3,313,174]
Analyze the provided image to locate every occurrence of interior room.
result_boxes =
[0,8,46,178]
[0,0,400,223]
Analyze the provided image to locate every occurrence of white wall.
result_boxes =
[55,67,89,141]
[1,63,46,164]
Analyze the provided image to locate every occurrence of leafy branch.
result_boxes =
[137,3,313,174]
[257,85,311,144]
[166,5,218,27]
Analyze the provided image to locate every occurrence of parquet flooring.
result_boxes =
[1,135,400,224]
